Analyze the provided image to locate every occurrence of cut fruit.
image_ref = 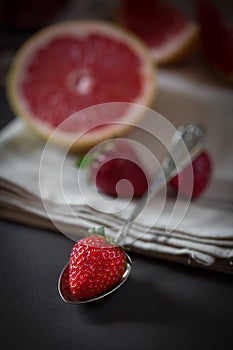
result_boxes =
[118,0,200,64]
[6,20,156,151]
[198,0,233,82]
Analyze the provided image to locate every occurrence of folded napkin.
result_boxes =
[1,70,233,274]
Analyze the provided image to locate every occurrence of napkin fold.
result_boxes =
[1,117,233,274]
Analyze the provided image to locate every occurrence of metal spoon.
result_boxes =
[58,124,207,304]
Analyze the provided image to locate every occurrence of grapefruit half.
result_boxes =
[118,0,200,64]
[6,20,156,151]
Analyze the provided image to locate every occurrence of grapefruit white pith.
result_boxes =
[6,20,156,151]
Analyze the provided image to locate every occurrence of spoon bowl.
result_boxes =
[58,253,132,304]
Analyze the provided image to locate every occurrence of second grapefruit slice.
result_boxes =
[118,0,200,64]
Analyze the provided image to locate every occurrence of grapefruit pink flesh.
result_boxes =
[7,21,156,150]
[21,35,143,129]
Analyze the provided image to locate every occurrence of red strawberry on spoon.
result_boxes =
[58,227,130,303]
[69,227,127,300]
[78,139,149,198]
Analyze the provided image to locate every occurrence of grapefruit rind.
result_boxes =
[6,20,156,152]
[150,23,200,64]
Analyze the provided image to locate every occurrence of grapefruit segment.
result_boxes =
[118,0,200,64]
[6,21,156,151]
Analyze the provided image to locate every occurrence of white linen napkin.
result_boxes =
[1,68,233,273]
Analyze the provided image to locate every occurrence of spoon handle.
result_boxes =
[116,124,207,244]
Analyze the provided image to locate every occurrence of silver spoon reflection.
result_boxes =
[58,124,207,304]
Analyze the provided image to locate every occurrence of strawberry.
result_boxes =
[78,139,148,198]
[170,151,212,198]
[69,228,127,300]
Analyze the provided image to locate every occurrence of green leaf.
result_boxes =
[87,226,106,238]
[76,139,117,169]
[76,155,93,168]
[96,226,106,237]
[87,227,96,235]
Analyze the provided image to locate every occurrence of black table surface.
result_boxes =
[1,88,233,350]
